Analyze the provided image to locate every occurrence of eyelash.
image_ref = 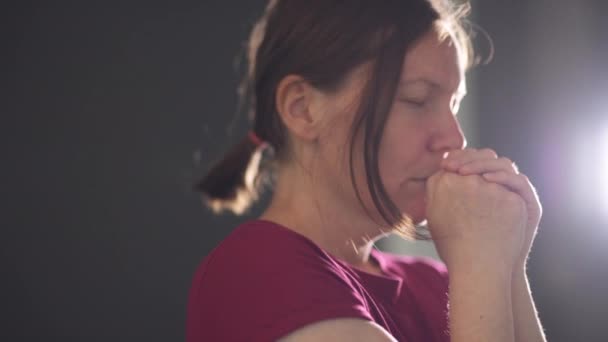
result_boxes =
[399,95,463,113]
[402,99,427,107]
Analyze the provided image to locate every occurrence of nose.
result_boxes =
[428,111,467,153]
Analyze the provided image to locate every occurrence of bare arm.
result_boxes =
[440,148,546,342]
[512,269,547,342]
[277,318,397,342]
[448,261,515,342]
[426,168,530,342]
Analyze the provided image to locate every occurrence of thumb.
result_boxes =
[426,170,445,206]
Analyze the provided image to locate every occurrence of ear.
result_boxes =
[275,74,323,142]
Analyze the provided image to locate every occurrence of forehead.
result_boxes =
[400,29,465,93]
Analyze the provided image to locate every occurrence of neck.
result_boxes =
[259,161,391,268]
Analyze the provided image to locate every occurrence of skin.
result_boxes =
[441,149,546,342]
[262,26,545,341]
[261,27,467,270]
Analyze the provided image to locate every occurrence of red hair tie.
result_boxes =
[248,131,264,147]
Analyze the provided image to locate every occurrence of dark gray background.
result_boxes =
[3,1,607,341]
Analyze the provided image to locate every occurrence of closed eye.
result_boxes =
[400,99,427,107]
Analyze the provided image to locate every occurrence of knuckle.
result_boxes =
[498,157,513,165]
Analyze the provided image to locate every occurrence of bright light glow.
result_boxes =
[601,129,608,215]
[570,124,608,222]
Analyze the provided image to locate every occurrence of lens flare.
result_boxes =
[601,129,608,214]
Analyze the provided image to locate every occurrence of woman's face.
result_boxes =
[314,28,466,225]
[377,28,467,224]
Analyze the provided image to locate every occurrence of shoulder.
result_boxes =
[187,220,374,342]
[199,220,348,282]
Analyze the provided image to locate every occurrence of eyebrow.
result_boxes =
[399,78,467,96]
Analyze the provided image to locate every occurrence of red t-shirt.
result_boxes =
[186,219,450,342]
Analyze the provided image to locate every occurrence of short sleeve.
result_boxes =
[186,222,374,342]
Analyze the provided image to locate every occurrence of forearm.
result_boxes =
[512,269,546,342]
[448,262,515,342]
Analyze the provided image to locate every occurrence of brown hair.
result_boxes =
[194,0,475,238]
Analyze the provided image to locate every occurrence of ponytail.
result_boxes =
[193,132,275,215]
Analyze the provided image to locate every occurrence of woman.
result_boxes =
[188,0,546,341]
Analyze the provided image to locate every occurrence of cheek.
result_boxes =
[377,117,422,184]
[377,114,431,219]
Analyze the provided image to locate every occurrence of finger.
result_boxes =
[442,148,498,171]
[458,157,519,176]
[482,171,539,205]
[441,149,470,168]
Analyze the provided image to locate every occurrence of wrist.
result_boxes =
[448,260,515,342]
[445,252,514,276]
[448,258,513,285]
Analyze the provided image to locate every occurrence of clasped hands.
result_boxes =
[426,148,542,270]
